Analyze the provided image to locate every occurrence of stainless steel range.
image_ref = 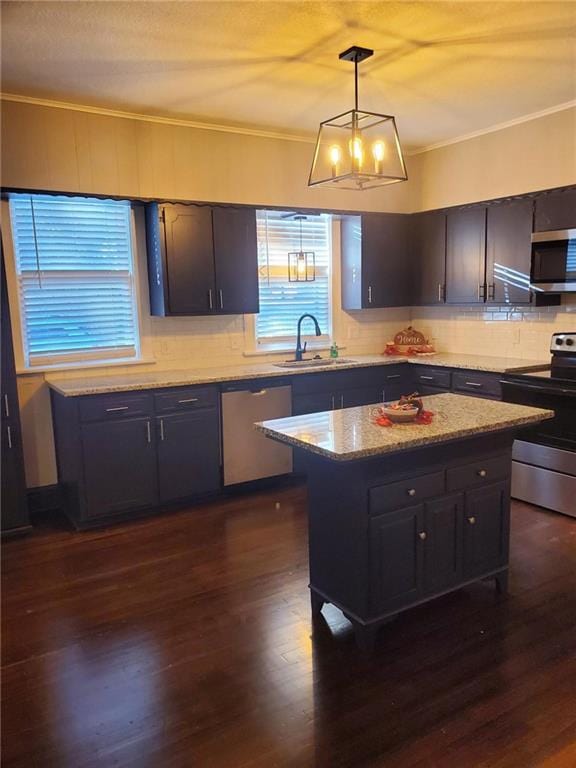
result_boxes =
[501,332,576,518]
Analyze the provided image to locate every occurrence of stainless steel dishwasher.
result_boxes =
[222,380,293,485]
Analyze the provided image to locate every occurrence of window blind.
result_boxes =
[9,195,139,366]
[255,210,331,343]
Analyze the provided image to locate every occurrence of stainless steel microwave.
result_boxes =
[531,229,576,292]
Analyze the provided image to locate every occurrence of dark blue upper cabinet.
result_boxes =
[534,188,576,232]
[146,202,259,316]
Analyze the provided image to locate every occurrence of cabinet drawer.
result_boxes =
[414,368,451,390]
[79,392,153,422]
[370,471,445,515]
[154,386,218,413]
[447,454,510,491]
[452,371,501,399]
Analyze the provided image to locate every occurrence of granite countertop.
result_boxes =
[255,393,554,462]
[46,353,549,397]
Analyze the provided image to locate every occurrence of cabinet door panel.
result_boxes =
[162,204,215,314]
[292,392,335,415]
[362,214,411,307]
[369,504,425,613]
[340,386,382,409]
[446,208,486,303]
[414,211,446,304]
[157,410,220,503]
[486,200,532,305]
[534,188,576,231]
[213,207,259,314]
[463,481,509,577]
[82,418,158,518]
[424,494,463,593]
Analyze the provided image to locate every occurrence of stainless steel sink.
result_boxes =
[273,358,355,369]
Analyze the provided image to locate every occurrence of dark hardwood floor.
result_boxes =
[2,484,575,768]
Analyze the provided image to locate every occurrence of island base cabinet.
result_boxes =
[82,418,158,519]
[305,435,513,652]
[156,411,221,503]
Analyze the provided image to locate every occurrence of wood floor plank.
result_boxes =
[2,487,575,768]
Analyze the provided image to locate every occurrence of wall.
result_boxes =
[412,298,576,361]
[411,106,576,212]
[0,99,414,212]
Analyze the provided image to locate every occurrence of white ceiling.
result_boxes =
[2,1,576,149]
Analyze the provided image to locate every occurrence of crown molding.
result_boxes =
[0,93,316,144]
[409,99,576,156]
[2,91,575,156]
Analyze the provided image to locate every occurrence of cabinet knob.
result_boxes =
[477,469,487,478]
[418,531,427,540]
[468,516,476,525]
[407,488,416,497]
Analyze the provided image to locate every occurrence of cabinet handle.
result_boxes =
[219,289,223,309]
[208,289,213,309]
[418,531,427,541]
[407,488,416,497]
[387,374,401,380]
[381,390,385,402]
[478,283,486,301]
[159,418,165,442]
[178,397,198,404]
[488,283,495,301]
[419,375,434,381]
[7,425,12,450]
[331,395,335,410]
[146,421,151,444]
[477,469,487,477]
[467,516,476,525]
[340,394,344,409]
[368,285,373,304]
[106,406,129,413]
[465,382,483,388]
[3,394,9,418]
[438,283,443,302]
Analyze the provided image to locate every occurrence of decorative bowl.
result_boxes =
[381,404,419,423]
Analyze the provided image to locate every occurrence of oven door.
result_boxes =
[501,378,576,450]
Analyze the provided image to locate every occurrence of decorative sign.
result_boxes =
[393,326,427,346]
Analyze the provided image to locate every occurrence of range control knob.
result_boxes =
[566,338,574,347]
[556,338,564,345]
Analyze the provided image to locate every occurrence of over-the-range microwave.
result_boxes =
[531,228,576,293]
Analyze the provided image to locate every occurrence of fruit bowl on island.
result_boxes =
[381,393,424,423]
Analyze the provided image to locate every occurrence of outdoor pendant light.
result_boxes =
[308,45,408,190]
[287,215,316,282]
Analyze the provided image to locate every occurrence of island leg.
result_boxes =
[495,571,509,595]
[310,589,325,619]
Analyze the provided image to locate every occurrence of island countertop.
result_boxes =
[255,393,554,462]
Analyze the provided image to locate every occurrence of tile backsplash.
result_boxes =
[412,296,576,361]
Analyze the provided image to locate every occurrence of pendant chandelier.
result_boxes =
[308,45,408,190]
[286,214,316,282]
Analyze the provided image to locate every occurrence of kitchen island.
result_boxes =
[256,394,554,651]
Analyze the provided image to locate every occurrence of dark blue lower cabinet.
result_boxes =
[81,417,159,519]
[463,481,509,578]
[156,410,220,503]
[424,494,463,593]
[370,504,425,613]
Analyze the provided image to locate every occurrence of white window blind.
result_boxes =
[9,194,139,367]
[256,210,331,343]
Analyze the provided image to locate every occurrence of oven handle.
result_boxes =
[500,380,576,398]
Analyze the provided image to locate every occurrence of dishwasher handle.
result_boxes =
[221,379,291,394]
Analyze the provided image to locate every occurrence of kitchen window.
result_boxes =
[254,210,332,347]
[7,194,141,368]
